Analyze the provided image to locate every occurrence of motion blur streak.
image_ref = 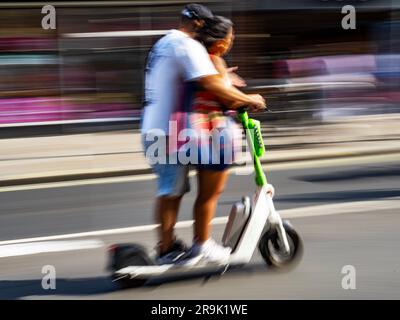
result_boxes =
[0,0,399,127]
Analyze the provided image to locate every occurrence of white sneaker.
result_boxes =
[189,238,231,265]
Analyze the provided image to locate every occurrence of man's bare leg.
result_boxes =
[155,195,183,254]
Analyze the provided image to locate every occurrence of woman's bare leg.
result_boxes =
[193,169,229,243]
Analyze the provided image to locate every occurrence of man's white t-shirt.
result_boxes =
[141,29,218,134]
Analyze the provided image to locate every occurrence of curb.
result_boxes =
[1,148,400,187]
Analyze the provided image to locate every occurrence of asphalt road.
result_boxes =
[0,156,399,299]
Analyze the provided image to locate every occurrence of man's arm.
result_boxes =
[198,75,265,110]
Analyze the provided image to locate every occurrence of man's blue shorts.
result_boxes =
[142,137,190,197]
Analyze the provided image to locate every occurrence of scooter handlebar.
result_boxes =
[236,104,271,114]
[237,106,247,114]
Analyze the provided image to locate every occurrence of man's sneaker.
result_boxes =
[155,239,188,265]
[188,238,231,265]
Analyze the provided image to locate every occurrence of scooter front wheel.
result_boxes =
[258,220,303,269]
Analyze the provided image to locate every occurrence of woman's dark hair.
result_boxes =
[198,15,233,49]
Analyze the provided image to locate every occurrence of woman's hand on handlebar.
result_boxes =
[247,94,266,112]
[229,94,266,112]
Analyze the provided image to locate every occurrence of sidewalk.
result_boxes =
[1,114,400,187]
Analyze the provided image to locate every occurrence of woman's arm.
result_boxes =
[209,55,248,110]
[198,55,265,111]
[209,55,229,82]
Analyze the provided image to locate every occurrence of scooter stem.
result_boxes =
[237,110,268,187]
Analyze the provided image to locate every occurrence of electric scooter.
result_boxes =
[108,109,303,288]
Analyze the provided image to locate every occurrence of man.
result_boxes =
[141,3,265,265]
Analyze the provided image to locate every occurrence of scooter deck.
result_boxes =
[114,260,229,279]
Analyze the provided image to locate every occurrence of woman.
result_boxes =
[188,16,245,263]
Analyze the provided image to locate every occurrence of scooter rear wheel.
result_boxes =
[258,220,303,269]
[108,243,153,288]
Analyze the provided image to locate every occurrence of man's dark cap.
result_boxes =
[181,3,214,21]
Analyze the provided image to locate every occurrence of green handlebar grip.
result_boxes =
[237,109,248,126]
[237,110,268,186]
[248,119,265,157]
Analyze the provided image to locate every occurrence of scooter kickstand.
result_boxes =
[221,264,230,275]
[112,274,130,282]
[202,274,213,285]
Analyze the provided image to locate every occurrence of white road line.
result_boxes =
[0,217,226,247]
[0,240,104,258]
[0,174,157,193]
[0,198,399,248]
[0,171,199,193]
[280,197,400,218]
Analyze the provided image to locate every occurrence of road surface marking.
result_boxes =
[0,240,104,258]
[0,198,399,248]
